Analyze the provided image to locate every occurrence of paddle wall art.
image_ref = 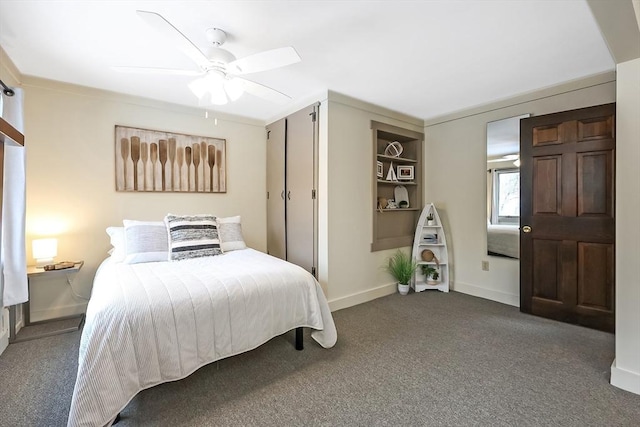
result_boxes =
[115,126,226,193]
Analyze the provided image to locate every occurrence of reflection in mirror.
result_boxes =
[486,113,530,259]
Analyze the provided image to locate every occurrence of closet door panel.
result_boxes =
[285,105,316,273]
[266,119,286,260]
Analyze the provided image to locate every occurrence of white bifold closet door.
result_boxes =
[266,103,318,276]
[266,119,287,260]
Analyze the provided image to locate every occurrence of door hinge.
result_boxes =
[310,111,317,122]
[267,191,269,199]
[311,266,317,277]
[312,189,316,199]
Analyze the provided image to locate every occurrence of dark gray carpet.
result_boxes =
[1,291,639,426]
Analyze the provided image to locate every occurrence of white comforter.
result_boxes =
[487,224,520,259]
[68,249,337,427]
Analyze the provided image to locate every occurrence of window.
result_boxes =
[493,168,519,225]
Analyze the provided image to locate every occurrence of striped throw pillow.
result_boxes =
[165,214,223,261]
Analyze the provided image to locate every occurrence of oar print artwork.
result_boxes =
[115,125,226,193]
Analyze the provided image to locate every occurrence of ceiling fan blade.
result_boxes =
[136,10,210,70]
[236,77,292,104]
[228,47,301,75]
[112,66,203,76]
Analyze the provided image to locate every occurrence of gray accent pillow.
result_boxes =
[217,216,247,252]
[165,214,223,261]
[122,220,169,264]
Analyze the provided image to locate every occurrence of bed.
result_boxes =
[487,223,520,259]
[67,217,336,427]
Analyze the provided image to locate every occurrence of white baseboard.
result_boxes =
[0,332,7,356]
[30,303,87,323]
[327,280,519,312]
[0,308,9,355]
[328,282,397,312]
[453,281,519,307]
[611,359,640,395]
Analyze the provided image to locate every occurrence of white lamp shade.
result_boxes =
[224,78,244,101]
[33,238,58,266]
[188,71,245,106]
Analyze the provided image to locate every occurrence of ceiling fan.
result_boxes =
[113,10,301,105]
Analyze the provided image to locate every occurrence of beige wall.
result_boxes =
[321,92,423,310]
[424,73,616,306]
[21,78,267,320]
[611,57,640,394]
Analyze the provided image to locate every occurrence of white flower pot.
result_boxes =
[398,283,410,295]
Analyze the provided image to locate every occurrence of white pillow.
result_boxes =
[217,216,247,252]
[122,220,169,264]
[106,227,126,263]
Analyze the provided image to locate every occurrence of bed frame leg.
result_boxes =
[295,327,304,351]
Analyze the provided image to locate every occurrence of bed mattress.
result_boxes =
[487,224,520,259]
[68,248,336,426]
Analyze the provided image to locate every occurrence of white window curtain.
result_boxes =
[1,87,27,307]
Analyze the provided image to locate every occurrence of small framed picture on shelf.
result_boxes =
[377,161,383,178]
[397,165,414,180]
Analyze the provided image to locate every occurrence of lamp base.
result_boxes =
[35,258,54,268]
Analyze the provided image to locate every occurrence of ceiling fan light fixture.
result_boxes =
[188,71,241,105]
[224,78,244,101]
[189,79,226,105]
[129,12,296,106]
[188,76,209,99]
[208,89,228,105]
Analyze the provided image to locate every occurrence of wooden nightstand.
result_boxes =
[9,261,85,343]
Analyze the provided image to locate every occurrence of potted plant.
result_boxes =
[421,264,440,285]
[385,250,417,295]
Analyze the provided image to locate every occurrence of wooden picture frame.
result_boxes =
[397,165,414,181]
[377,161,383,178]
[115,126,226,193]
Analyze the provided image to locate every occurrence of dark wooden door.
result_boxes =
[520,103,615,333]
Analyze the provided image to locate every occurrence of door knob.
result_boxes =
[522,225,532,233]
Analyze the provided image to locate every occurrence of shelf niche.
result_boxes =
[371,120,423,252]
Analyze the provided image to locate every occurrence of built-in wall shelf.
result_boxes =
[376,180,417,186]
[376,154,418,163]
[375,208,421,213]
[371,121,423,252]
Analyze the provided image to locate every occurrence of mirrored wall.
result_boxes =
[486,113,529,259]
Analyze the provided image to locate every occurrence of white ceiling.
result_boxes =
[0,0,614,123]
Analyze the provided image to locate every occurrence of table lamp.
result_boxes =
[32,238,58,267]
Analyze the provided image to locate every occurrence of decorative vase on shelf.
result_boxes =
[426,212,435,226]
[398,283,410,295]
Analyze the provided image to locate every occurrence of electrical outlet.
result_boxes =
[482,261,489,271]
